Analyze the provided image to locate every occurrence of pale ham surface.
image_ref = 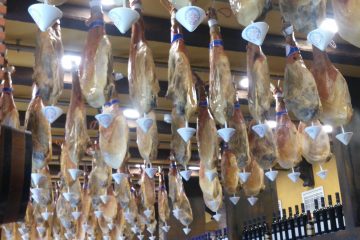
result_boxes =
[76,173,92,240]
[243,159,264,197]
[158,176,170,224]
[279,0,326,34]
[199,161,223,213]
[65,68,90,166]
[79,3,112,108]
[114,175,132,209]
[283,26,321,122]
[332,0,360,48]
[247,43,272,123]
[139,170,156,209]
[128,1,159,115]
[274,89,301,169]
[168,165,193,226]
[123,191,138,225]
[170,108,191,167]
[298,121,332,165]
[208,7,235,125]
[221,148,239,195]
[25,93,52,170]
[196,82,219,170]
[100,100,129,169]
[166,7,197,120]
[136,111,158,165]
[0,63,20,129]
[56,190,75,231]
[99,188,118,222]
[311,46,353,126]
[228,102,251,169]
[33,21,64,106]
[229,0,267,27]
[248,120,277,170]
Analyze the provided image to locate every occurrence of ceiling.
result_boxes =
[4,0,360,176]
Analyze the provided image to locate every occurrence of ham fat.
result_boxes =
[0,62,19,129]
[332,0,360,48]
[247,42,272,123]
[229,0,269,27]
[128,0,159,115]
[208,7,235,125]
[311,46,353,126]
[279,0,326,34]
[283,24,321,122]
[33,21,64,106]
[79,1,112,108]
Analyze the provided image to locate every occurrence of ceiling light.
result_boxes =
[135,164,141,168]
[323,125,333,133]
[239,77,249,89]
[266,120,277,129]
[61,55,81,71]
[123,108,140,119]
[188,166,200,171]
[320,18,338,34]
[101,0,115,6]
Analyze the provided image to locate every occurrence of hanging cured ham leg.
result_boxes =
[79,0,112,108]
[158,169,171,232]
[229,0,270,27]
[221,143,239,196]
[33,20,64,106]
[242,22,272,138]
[243,159,264,206]
[282,22,322,140]
[307,26,353,145]
[0,60,19,129]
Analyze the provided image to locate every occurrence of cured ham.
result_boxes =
[298,121,332,165]
[79,0,112,108]
[114,174,132,209]
[33,21,64,106]
[282,23,321,122]
[0,61,19,129]
[228,102,251,169]
[25,89,52,170]
[158,171,170,226]
[248,120,277,170]
[221,145,239,195]
[139,170,155,210]
[311,45,353,126]
[243,159,264,197]
[332,0,360,48]
[196,80,219,171]
[100,98,129,169]
[128,0,159,115]
[274,87,301,169]
[170,107,191,167]
[136,111,158,165]
[208,7,235,125]
[229,0,269,27]
[161,0,197,120]
[246,35,272,123]
[279,0,326,34]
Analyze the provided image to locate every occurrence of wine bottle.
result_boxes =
[321,197,330,234]
[300,203,307,237]
[282,209,289,240]
[288,207,296,239]
[257,217,263,240]
[313,199,321,235]
[251,220,257,240]
[306,210,315,237]
[243,222,249,240]
[272,213,278,240]
[262,217,271,240]
[328,195,337,232]
[223,228,228,240]
[294,205,302,239]
[335,192,345,230]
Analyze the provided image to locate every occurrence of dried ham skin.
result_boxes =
[0,65,19,129]
[114,175,132,209]
[247,43,272,123]
[248,120,277,170]
[311,46,353,126]
[33,22,64,106]
[243,159,264,197]
[128,2,159,115]
[208,7,235,125]
[136,111,158,165]
[171,108,191,167]
[283,28,322,122]
[139,170,156,209]
[298,121,332,165]
[25,94,52,170]
[228,103,251,169]
[221,148,239,195]
[229,0,268,27]
[279,0,326,34]
[79,4,112,108]
[100,101,129,169]
[167,10,197,120]
[158,182,170,224]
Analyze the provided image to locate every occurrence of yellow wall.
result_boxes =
[276,156,341,211]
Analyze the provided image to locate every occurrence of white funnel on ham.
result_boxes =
[175,5,205,32]
[213,212,222,222]
[336,126,353,146]
[71,211,82,220]
[265,169,278,182]
[183,226,191,235]
[316,165,328,180]
[94,210,103,219]
[217,122,236,142]
[30,188,44,204]
[109,7,140,34]
[100,195,109,204]
[304,124,322,140]
[145,167,157,178]
[242,22,269,46]
[67,169,83,181]
[205,168,218,182]
[36,226,46,236]
[177,121,196,143]
[31,173,46,187]
[180,169,192,181]
[41,211,53,221]
[251,123,268,138]
[95,113,114,129]
[136,115,153,133]
[42,106,63,124]
[162,224,171,232]
[137,234,144,240]
[149,236,156,240]
[112,172,128,184]
[229,196,240,205]
[143,208,152,219]
[247,196,258,206]
[238,171,251,183]
[288,168,301,183]
[307,28,336,52]
[28,3,63,32]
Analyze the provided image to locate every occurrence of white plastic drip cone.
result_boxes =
[175,5,205,32]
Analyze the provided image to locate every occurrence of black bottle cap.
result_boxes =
[295,205,299,214]
[301,203,305,212]
[321,197,325,207]
[288,207,293,216]
[328,195,333,206]
[314,199,319,209]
